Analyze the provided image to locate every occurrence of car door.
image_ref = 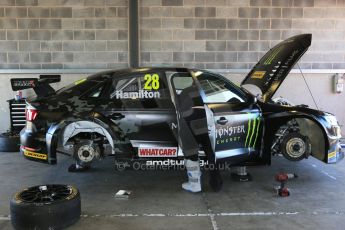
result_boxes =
[169,71,263,164]
[103,71,178,158]
[170,70,264,164]
[192,71,264,163]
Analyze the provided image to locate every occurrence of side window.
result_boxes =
[170,72,204,110]
[171,73,193,95]
[116,78,139,92]
[110,73,169,99]
[196,73,247,103]
[88,84,105,98]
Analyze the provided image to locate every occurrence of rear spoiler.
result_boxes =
[38,75,61,84]
[10,78,38,91]
[10,75,61,98]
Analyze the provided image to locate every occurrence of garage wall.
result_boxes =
[0,0,128,69]
[139,0,345,69]
[1,0,345,69]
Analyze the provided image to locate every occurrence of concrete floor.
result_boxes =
[1,152,345,230]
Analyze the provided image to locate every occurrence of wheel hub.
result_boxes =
[82,150,90,158]
[293,144,301,151]
[77,145,95,163]
[18,185,73,203]
[286,137,306,158]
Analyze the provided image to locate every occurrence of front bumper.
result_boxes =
[20,128,55,164]
[326,139,344,164]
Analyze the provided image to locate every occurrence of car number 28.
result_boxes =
[144,74,160,90]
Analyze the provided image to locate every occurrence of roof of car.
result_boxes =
[88,67,202,80]
[114,67,193,74]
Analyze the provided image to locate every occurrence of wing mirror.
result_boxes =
[253,94,263,104]
[253,96,257,103]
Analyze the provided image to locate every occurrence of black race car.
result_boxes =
[20,34,343,169]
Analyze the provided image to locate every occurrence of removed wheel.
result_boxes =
[0,132,20,152]
[10,184,81,230]
[281,132,311,161]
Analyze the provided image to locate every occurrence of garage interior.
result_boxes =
[0,0,345,229]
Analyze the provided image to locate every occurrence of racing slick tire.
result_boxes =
[281,132,311,161]
[0,132,20,152]
[10,184,81,230]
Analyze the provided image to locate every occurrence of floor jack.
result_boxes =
[274,173,298,197]
[231,166,252,182]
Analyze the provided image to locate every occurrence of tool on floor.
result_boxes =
[274,173,297,197]
[115,190,132,200]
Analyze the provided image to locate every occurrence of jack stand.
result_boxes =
[274,173,297,197]
[231,166,252,182]
[68,162,90,173]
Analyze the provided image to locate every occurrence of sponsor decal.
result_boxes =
[216,123,246,146]
[215,114,261,150]
[245,114,261,148]
[112,90,161,99]
[23,150,47,160]
[12,79,36,88]
[216,136,241,145]
[216,125,245,139]
[251,71,266,79]
[327,150,337,163]
[138,147,178,157]
[146,159,212,167]
[328,151,336,159]
[284,49,299,66]
[10,78,38,91]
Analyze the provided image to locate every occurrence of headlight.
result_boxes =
[325,115,338,125]
[331,125,341,137]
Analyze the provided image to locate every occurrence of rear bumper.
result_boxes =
[20,128,56,164]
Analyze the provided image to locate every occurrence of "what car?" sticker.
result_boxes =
[138,147,178,157]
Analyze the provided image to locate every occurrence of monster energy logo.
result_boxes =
[216,125,245,139]
[245,114,261,148]
[263,46,284,65]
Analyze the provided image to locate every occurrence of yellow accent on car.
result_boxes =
[328,151,336,159]
[251,71,266,79]
[74,78,86,85]
[23,149,47,160]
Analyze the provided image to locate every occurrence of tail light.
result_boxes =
[26,108,38,121]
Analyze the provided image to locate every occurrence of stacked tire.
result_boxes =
[0,132,20,152]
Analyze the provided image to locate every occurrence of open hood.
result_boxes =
[241,34,312,102]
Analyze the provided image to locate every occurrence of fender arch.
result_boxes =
[264,112,329,162]
[61,120,115,153]
[46,112,133,163]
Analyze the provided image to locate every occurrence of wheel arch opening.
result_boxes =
[268,115,328,162]
[295,117,328,161]
[59,120,115,155]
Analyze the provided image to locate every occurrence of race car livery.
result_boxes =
[20,34,343,168]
